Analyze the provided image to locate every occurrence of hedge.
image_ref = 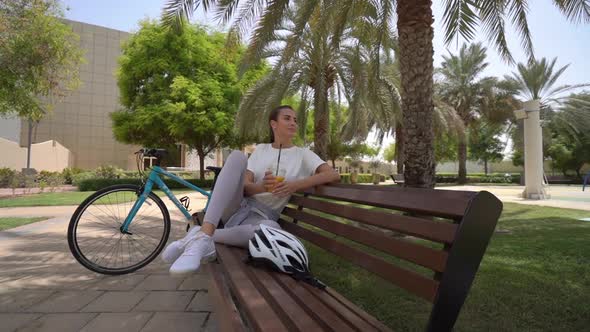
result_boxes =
[77,178,214,192]
[436,174,521,184]
[339,173,385,184]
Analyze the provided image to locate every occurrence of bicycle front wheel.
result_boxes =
[68,184,171,275]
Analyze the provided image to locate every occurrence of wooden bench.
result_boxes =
[390,174,405,185]
[206,183,503,331]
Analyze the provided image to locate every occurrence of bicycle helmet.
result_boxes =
[248,224,310,275]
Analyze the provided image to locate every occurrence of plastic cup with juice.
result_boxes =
[265,167,286,192]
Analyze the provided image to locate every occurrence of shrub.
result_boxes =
[72,172,96,186]
[61,167,84,184]
[94,165,124,179]
[0,167,16,188]
[339,173,379,184]
[37,170,61,183]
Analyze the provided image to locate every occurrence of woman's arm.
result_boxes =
[244,170,267,197]
[272,163,340,197]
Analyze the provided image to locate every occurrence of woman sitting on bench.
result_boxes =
[162,105,341,275]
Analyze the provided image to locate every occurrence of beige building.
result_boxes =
[0,19,142,171]
[0,137,74,172]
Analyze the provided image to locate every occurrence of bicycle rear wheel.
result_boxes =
[68,184,170,275]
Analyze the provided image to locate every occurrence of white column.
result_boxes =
[522,100,550,200]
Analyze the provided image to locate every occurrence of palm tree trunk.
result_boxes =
[458,138,467,183]
[313,70,330,161]
[395,123,404,174]
[397,0,436,188]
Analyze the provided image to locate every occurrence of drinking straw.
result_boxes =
[276,144,282,176]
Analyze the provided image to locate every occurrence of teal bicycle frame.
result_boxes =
[120,166,212,233]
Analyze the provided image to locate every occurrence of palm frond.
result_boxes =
[162,0,218,31]
[553,0,590,23]
[477,0,515,63]
[507,0,535,62]
[442,0,479,46]
[242,0,290,70]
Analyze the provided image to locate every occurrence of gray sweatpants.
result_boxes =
[203,150,281,248]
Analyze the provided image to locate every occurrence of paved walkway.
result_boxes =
[441,184,590,211]
[0,186,78,199]
[0,194,216,332]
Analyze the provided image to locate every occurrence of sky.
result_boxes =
[62,0,590,157]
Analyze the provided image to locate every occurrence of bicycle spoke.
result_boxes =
[70,187,170,274]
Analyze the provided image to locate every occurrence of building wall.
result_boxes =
[0,138,73,171]
[0,115,21,142]
[18,19,138,170]
[0,138,27,170]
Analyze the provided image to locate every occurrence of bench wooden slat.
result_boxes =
[244,255,326,331]
[271,271,358,332]
[274,272,381,332]
[289,195,458,244]
[206,263,247,332]
[318,286,393,332]
[301,184,475,219]
[283,207,449,272]
[278,220,439,302]
[215,244,289,331]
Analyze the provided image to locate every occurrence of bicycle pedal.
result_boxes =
[191,211,204,226]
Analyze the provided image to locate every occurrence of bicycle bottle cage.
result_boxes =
[180,196,190,211]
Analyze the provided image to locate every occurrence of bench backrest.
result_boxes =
[279,183,503,332]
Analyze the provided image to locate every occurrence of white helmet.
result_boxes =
[248,224,310,275]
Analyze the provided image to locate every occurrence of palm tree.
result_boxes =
[232,2,400,160]
[504,57,590,165]
[162,0,590,188]
[438,43,500,183]
[505,57,590,104]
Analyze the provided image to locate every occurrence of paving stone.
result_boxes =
[26,291,103,313]
[88,274,146,291]
[186,291,212,312]
[0,313,41,331]
[81,291,148,313]
[203,313,218,332]
[1,274,102,291]
[133,291,194,312]
[0,290,54,312]
[133,275,184,291]
[178,275,210,291]
[80,312,153,332]
[17,313,97,332]
[141,312,208,332]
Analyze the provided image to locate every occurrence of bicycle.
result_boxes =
[67,148,222,275]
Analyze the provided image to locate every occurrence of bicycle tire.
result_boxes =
[67,184,170,275]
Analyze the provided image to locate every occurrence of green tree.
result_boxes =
[383,143,396,164]
[163,0,590,188]
[111,20,266,179]
[468,122,505,175]
[547,93,590,177]
[0,0,83,119]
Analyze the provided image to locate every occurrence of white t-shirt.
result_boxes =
[247,143,326,213]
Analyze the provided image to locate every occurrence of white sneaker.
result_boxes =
[161,225,201,264]
[169,232,216,275]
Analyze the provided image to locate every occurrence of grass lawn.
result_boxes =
[0,217,50,231]
[309,203,590,331]
[0,189,199,208]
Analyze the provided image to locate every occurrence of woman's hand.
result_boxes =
[263,171,277,192]
[272,181,300,197]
